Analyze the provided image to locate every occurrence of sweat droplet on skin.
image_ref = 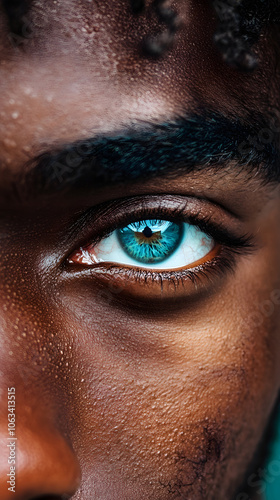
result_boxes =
[3,138,17,149]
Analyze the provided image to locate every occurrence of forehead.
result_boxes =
[0,0,276,173]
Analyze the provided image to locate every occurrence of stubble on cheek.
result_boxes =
[63,333,257,500]
[159,366,271,500]
[49,273,280,500]
[159,419,226,499]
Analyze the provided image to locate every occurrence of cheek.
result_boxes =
[59,285,279,499]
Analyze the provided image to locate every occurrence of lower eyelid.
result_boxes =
[65,244,226,304]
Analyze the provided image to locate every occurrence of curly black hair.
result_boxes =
[211,0,280,70]
[2,0,280,71]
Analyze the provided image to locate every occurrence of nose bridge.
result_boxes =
[0,396,81,499]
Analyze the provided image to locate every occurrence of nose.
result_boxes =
[0,406,81,500]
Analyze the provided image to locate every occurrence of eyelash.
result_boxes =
[66,199,254,289]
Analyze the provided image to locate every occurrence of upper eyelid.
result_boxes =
[67,194,217,237]
[63,194,250,260]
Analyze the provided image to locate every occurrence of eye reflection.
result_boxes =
[69,219,216,270]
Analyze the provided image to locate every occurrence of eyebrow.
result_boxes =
[20,109,280,197]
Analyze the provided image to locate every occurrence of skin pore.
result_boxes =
[0,1,280,499]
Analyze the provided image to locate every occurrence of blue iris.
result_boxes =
[117,219,183,264]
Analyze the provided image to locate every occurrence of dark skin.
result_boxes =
[0,1,280,499]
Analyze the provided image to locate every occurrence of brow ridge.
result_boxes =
[21,110,280,197]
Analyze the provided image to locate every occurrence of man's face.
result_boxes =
[0,1,280,499]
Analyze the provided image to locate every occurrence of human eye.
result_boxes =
[69,219,216,270]
[65,195,254,300]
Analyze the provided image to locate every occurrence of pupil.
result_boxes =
[142,226,153,237]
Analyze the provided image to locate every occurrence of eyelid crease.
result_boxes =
[64,194,255,263]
